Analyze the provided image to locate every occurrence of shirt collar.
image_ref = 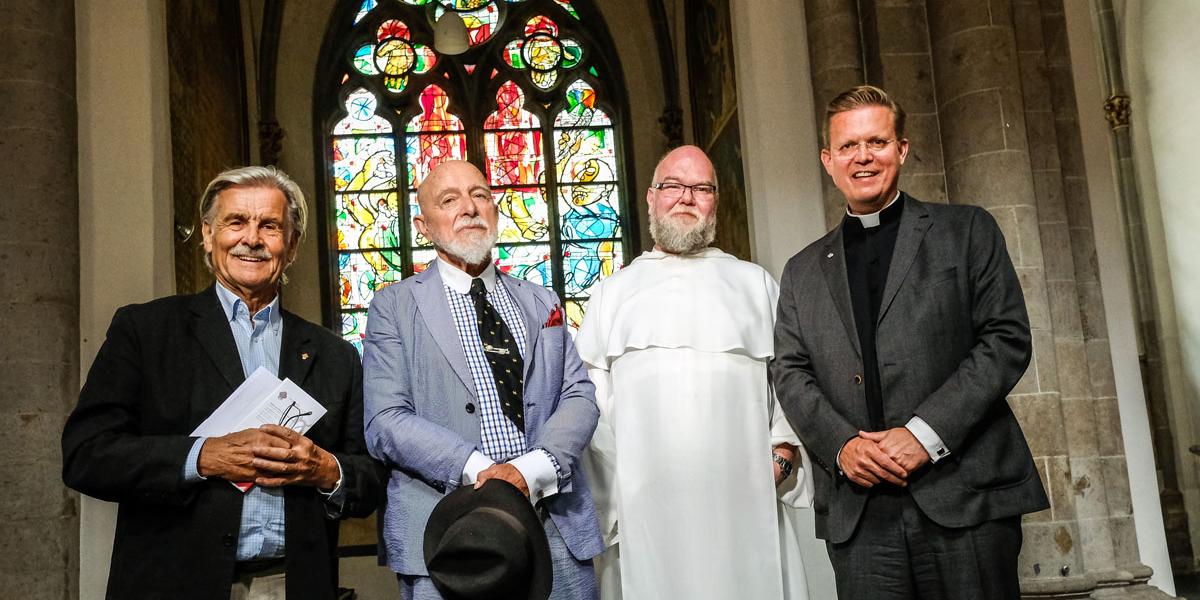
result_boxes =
[437,256,498,295]
[214,281,281,325]
[845,190,902,229]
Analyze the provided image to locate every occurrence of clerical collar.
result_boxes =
[845,191,903,229]
[436,256,497,294]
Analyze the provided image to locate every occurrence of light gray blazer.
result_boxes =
[363,262,603,575]
[771,195,1049,544]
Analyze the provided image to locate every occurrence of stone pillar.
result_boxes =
[926,0,1069,589]
[0,1,80,599]
[873,0,948,205]
[803,0,864,230]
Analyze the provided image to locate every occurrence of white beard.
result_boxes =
[650,209,716,255]
[427,217,498,266]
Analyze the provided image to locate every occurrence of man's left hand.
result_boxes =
[859,428,930,473]
[475,463,530,497]
[250,424,341,490]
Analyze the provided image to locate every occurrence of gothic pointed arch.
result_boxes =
[314,0,636,350]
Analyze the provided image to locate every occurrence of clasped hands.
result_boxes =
[197,424,340,491]
[838,427,930,488]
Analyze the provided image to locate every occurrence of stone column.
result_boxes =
[0,1,80,599]
[803,0,864,230]
[925,0,1068,590]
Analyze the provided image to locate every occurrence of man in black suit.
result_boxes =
[771,85,1049,599]
[63,166,384,599]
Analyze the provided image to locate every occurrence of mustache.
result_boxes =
[229,244,272,260]
[454,215,490,232]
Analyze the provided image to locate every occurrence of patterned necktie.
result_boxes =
[469,278,525,432]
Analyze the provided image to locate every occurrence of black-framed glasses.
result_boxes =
[278,400,313,430]
[651,182,717,199]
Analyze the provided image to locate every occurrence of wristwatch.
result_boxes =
[772,453,794,481]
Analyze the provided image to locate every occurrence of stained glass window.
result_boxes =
[321,0,631,349]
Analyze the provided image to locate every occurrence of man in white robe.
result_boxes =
[577,145,813,600]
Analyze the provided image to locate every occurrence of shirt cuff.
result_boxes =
[906,416,950,463]
[319,455,347,517]
[462,451,496,486]
[183,437,208,482]
[509,449,560,504]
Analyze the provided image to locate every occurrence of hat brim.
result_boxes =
[424,479,553,600]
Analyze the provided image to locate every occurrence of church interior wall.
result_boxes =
[1062,0,1173,591]
[56,0,1185,597]
[1122,0,1200,576]
[76,2,177,598]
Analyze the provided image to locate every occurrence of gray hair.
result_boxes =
[199,166,308,270]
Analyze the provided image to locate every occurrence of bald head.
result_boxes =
[647,145,718,254]
[412,160,499,273]
[417,160,488,210]
[652,145,718,189]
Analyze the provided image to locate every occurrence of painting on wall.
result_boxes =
[685,0,751,260]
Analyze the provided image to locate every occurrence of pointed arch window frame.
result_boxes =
[314,0,638,345]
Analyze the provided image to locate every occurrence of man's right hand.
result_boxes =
[838,435,908,488]
[197,428,292,482]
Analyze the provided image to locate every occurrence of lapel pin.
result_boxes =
[301,352,310,361]
[827,252,834,259]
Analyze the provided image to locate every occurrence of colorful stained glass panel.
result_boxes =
[375,39,416,75]
[405,85,466,132]
[524,15,558,36]
[484,130,544,187]
[496,244,552,287]
[553,0,580,19]
[354,0,377,25]
[341,311,368,353]
[333,136,397,192]
[413,249,439,273]
[337,192,401,250]
[558,185,620,240]
[339,250,403,309]
[554,127,617,183]
[555,80,612,126]
[377,19,411,42]
[496,188,550,243]
[502,40,526,69]
[561,39,582,68]
[523,34,562,71]
[408,199,434,247]
[484,82,540,129]
[531,69,558,90]
[334,89,393,135]
[404,133,469,189]
[562,241,621,296]
[353,45,379,75]
[564,300,585,330]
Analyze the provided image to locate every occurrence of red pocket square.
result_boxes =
[543,304,564,328]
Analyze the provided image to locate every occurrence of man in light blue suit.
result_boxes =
[363,160,603,599]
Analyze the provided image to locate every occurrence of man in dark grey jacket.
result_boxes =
[772,85,1048,599]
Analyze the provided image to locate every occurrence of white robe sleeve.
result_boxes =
[765,269,814,508]
[576,286,621,546]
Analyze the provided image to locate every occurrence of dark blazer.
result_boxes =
[62,286,385,600]
[771,194,1049,544]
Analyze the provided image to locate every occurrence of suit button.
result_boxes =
[222,533,235,547]
[853,374,863,385]
[465,402,476,414]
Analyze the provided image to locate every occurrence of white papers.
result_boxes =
[191,366,327,437]
[190,366,327,492]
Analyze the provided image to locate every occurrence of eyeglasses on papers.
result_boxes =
[278,400,313,430]
[651,182,718,199]
[832,138,896,158]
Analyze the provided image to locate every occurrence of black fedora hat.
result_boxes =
[423,479,552,600]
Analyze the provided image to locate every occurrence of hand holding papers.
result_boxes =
[192,367,328,492]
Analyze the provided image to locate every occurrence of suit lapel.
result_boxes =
[189,286,245,390]
[278,311,315,386]
[820,227,862,358]
[501,274,545,382]
[414,263,478,400]
[877,195,932,325]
